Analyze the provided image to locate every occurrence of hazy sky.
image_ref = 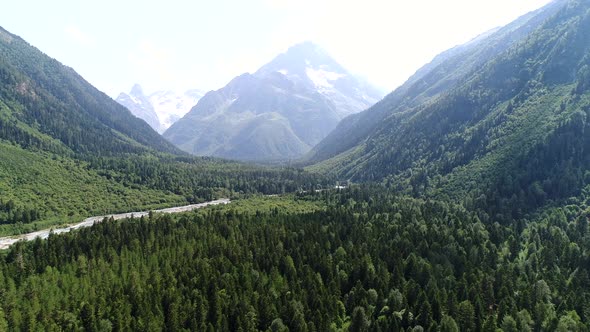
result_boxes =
[2,0,552,97]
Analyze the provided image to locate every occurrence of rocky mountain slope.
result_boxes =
[163,42,383,161]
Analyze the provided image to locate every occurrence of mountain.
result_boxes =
[255,42,384,119]
[303,1,565,165]
[116,86,204,133]
[163,42,383,161]
[0,27,180,156]
[116,84,161,132]
[306,0,590,218]
[0,25,187,232]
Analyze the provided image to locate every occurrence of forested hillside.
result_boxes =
[1,187,589,331]
[303,0,565,165]
[306,0,590,222]
[0,27,179,156]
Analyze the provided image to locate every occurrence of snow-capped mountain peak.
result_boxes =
[116,84,161,132]
[116,85,204,133]
[254,42,382,118]
[163,41,384,161]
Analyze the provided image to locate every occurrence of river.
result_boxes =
[0,198,230,250]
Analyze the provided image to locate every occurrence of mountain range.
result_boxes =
[0,25,324,236]
[163,42,383,161]
[116,85,204,133]
[5,1,590,330]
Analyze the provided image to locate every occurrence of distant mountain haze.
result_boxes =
[163,42,383,161]
[116,85,204,134]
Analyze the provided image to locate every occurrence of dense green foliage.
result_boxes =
[0,198,40,226]
[1,188,589,330]
[0,141,187,235]
[0,139,330,236]
[86,155,329,202]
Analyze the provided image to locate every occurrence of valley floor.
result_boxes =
[0,199,230,250]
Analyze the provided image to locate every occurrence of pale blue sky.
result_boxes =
[2,0,551,97]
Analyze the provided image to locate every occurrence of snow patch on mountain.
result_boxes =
[117,86,204,133]
[149,90,203,130]
[305,67,346,90]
